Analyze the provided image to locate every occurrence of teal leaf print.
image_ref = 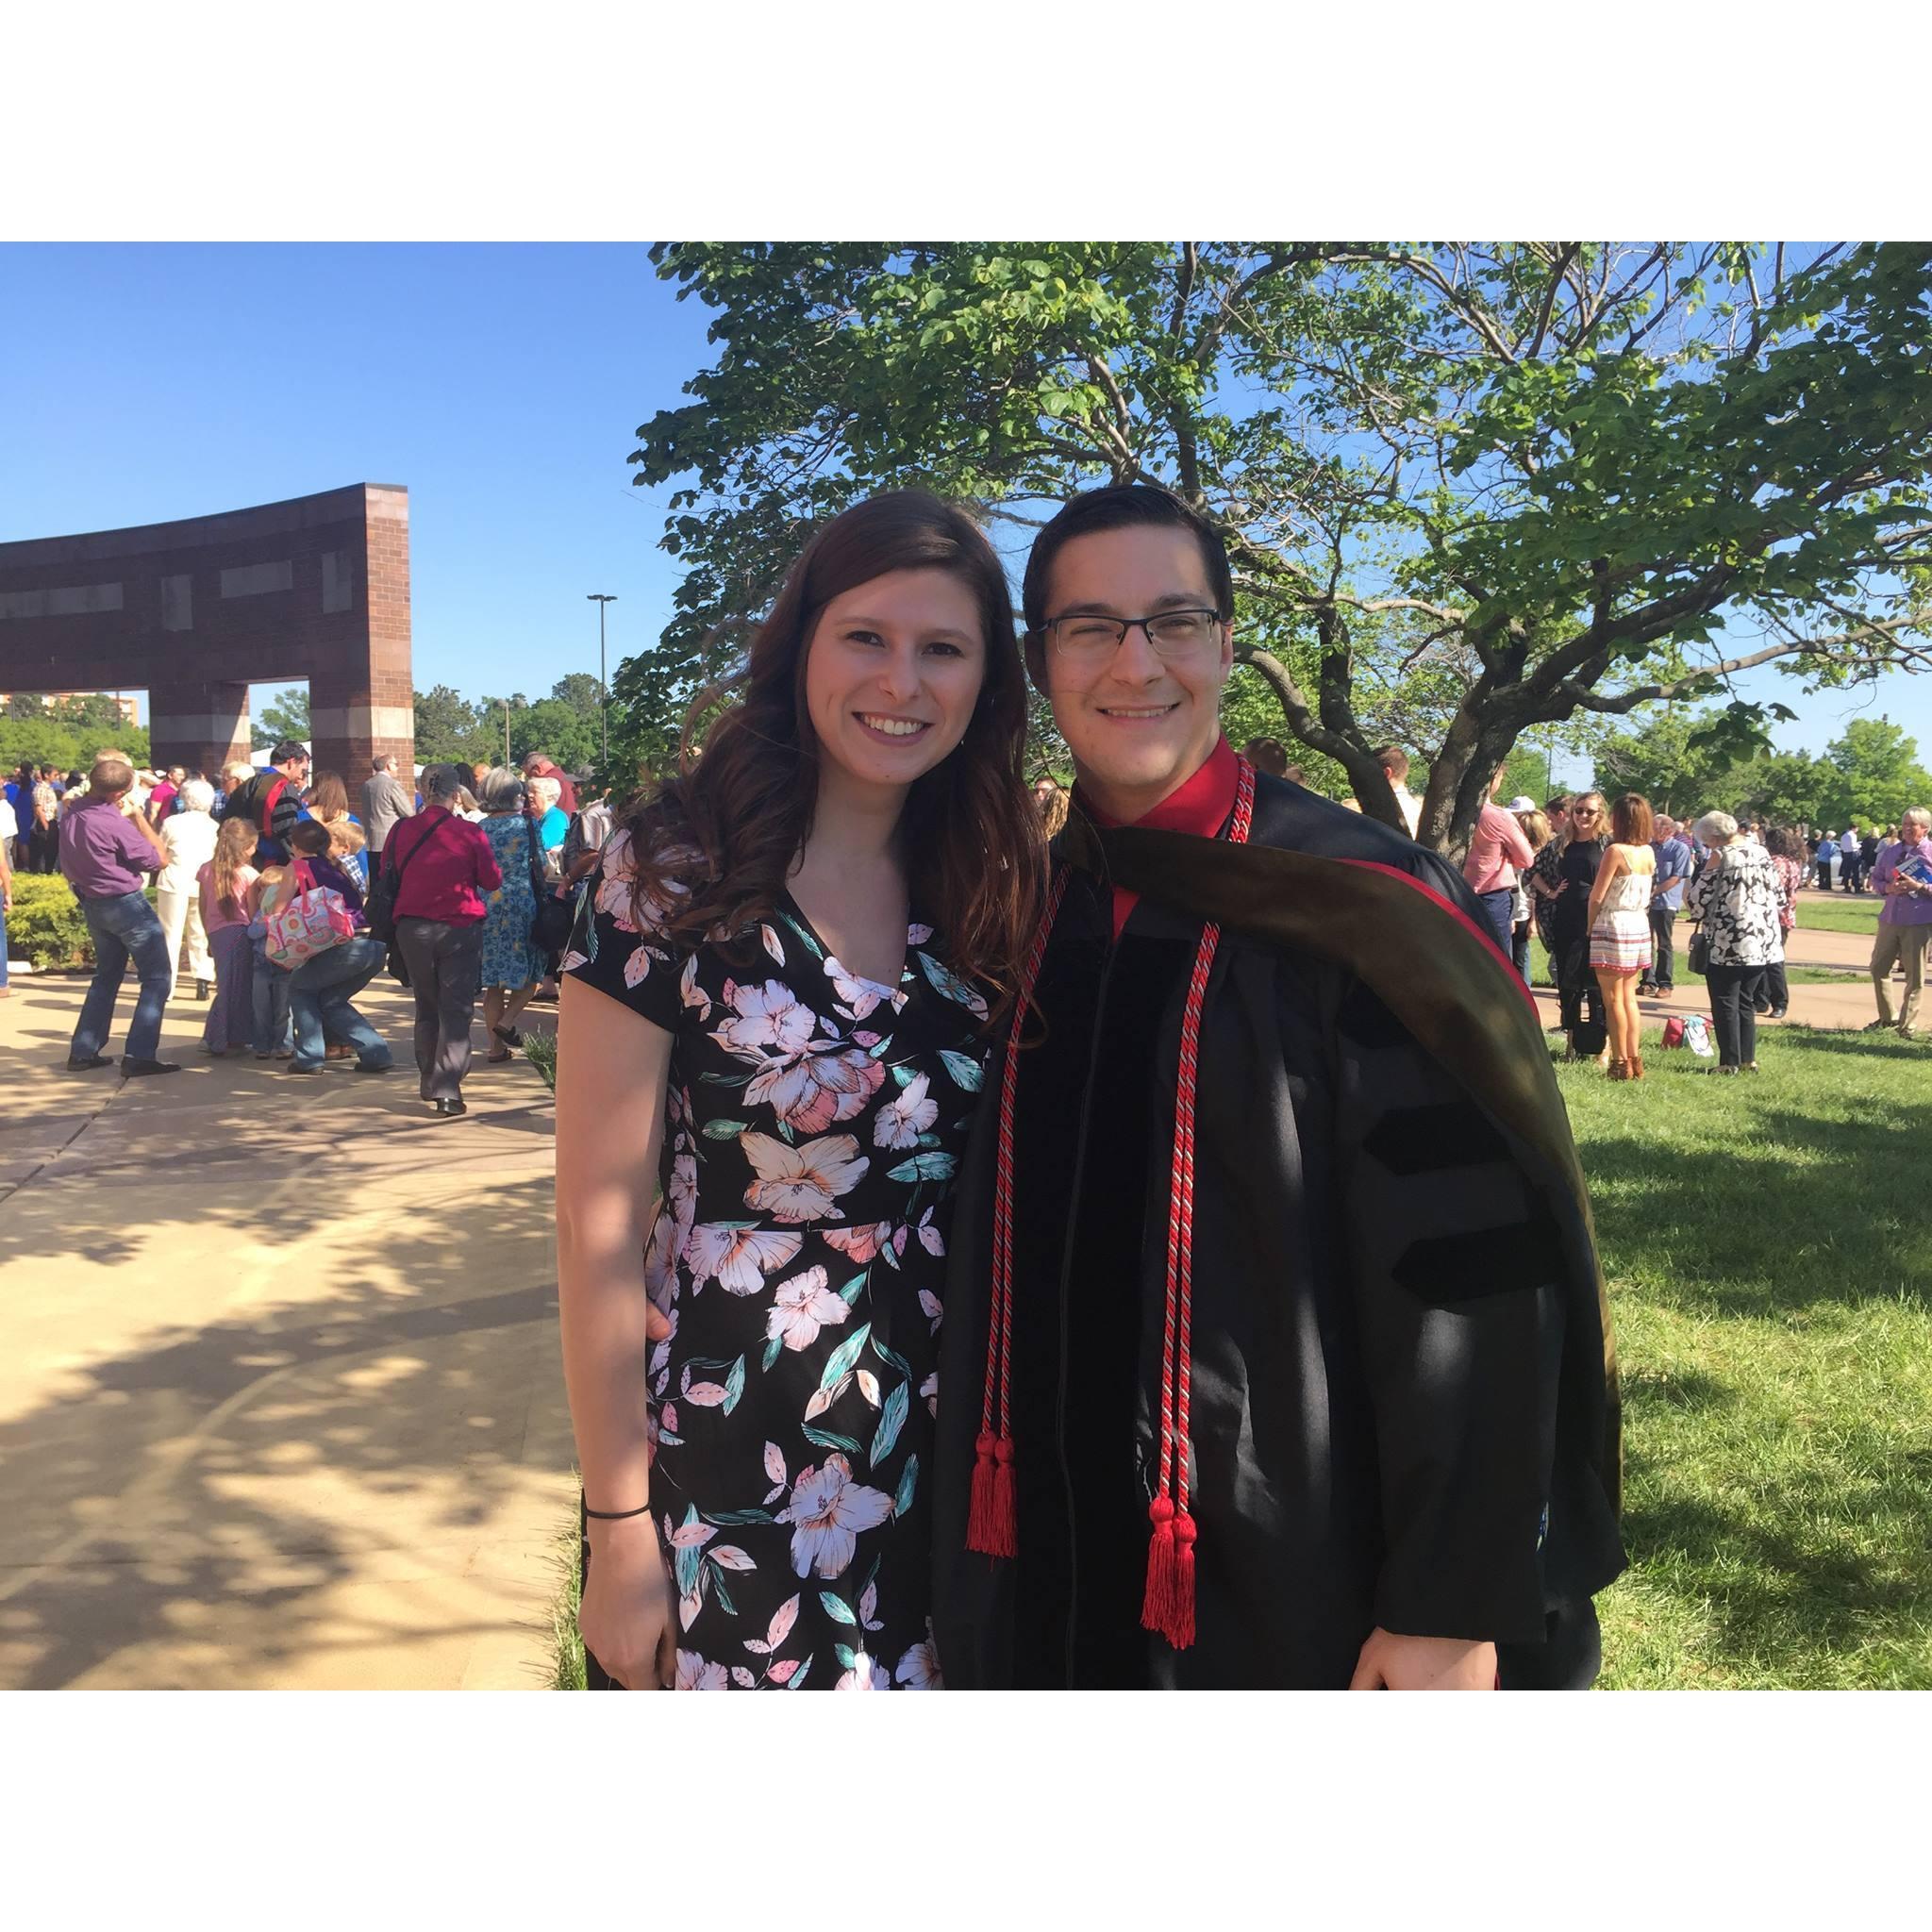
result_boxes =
[834,1643,858,1671]
[893,1455,919,1519]
[817,1322,872,1394]
[710,1566,740,1617]
[820,1591,858,1626]
[866,1034,895,1059]
[802,1424,865,1457]
[916,1132,942,1149]
[939,1048,984,1092]
[872,1337,911,1377]
[779,910,824,958]
[886,1152,958,1183]
[722,1355,746,1416]
[701,1119,749,1140]
[673,1504,707,1599]
[837,1271,869,1306]
[702,1508,776,1525]
[787,1654,813,1690]
[891,1063,920,1089]
[917,951,989,1018]
[761,1336,785,1373]
[870,1382,909,1466]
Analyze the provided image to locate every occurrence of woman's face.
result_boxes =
[1570,800,1603,837]
[803,568,988,799]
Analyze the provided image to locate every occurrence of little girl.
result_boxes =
[198,817,259,1056]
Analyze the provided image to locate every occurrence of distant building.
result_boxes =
[0,690,142,724]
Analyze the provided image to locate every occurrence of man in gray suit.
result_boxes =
[361,754,416,882]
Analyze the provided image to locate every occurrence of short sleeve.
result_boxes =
[560,827,688,1034]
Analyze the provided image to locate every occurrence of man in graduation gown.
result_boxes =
[931,486,1625,1690]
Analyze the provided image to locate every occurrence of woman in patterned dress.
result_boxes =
[555,492,1044,1690]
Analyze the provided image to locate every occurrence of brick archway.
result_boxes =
[0,483,412,779]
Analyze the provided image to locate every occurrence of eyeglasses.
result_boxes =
[1041,608,1224,661]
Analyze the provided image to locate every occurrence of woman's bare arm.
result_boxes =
[555,974,674,1517]
[1585,844,1625,926]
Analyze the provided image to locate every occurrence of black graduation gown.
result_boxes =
[931,774,1626,1689]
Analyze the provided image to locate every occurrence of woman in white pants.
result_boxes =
[154,777,221,1000]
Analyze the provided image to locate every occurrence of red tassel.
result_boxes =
[1140,1494,1177,1635]
[1165,1510,1197,1651]
[966,1431,1000,1555]
[990,1435,1018,1556]
[967,1431,1016,1558]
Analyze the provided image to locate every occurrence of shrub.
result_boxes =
[524,1030,558,1091]
[7,874,92,970]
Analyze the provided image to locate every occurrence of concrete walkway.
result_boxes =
[0,970,574,1690]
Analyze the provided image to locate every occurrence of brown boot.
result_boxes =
[1607,1058,1630,1080]
[1630,1052,1645,1079]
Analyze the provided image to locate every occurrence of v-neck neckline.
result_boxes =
[779,889,914,1002]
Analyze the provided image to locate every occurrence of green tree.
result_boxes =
[251,688,311,752]
[623,242,1932,856]
[411,684,497,767]
[1820,716,1932,828]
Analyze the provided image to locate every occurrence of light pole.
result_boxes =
[587,593,617,769]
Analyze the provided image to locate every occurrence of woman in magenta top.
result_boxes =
[385,762,505,1115]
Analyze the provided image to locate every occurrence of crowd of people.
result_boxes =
[4,742,612,1110]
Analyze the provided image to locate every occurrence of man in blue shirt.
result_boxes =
[1642,813,1694,998]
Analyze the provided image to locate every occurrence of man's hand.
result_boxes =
[645,1302,671,1343]
[1350,1627,1497,1690]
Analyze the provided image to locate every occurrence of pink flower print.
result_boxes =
[683,1224,804,1295]
[675,1649,730,1691]
[835,1649,891,1691]
[873,1072,940,1149]
[744,1045,885,1136]
[711,978,816,1060]
[785,1454,894,1579]
[894,1621,943,1690]
[765,1266,852,1352]
[822,1220,892,1262]
[823,954,886,1021]
[915,1207,945,1257]
[907,922,935,945]
[741,1132,869,1224]
[679,953,711,1021]
[666,1148,698,1247]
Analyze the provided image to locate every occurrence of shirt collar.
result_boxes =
[1076,736,1240,838]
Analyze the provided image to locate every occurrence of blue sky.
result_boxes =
[1,242,1924,773]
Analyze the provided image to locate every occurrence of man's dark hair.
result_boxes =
[1241,737,1291,776]
[1374,744,1410,781]
[271,741,307,768]
[1021,485,1235,639]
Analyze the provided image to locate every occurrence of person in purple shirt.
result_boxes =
[1865,806,1932,1037]
[58,753,178,1074]
[270,819,393,1075]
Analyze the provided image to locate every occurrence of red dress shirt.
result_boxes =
[1076,735,1241,940]
[385,806,503,924]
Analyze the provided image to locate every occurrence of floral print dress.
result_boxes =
[561,830,991,1690]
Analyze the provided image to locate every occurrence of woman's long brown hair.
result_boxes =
[619,491,1045,1013]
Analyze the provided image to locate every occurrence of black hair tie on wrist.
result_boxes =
[583,1500,651,1521]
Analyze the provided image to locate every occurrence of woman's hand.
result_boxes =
[579,1512,678,1690]
[1350,1627,1497,1690]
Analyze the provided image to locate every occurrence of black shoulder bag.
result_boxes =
[526,812,577,958]
[368,813,448,985]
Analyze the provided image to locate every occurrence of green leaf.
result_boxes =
[701,1119,749,1140]
[893,1454,919,1518]
[837,1271,869,1305]
[710,1565,739,1617]
[835,1643,858,1671]
[870,1382,910,1466]
[761,1336,784,1372]
[787,1653,813,1690]
[802,1424,865,1456]
[886,1152,957,1183]
[701,1507,775,1525]
[820,1591,858,1625]
[873,1337,911,1377]
[939,1048,984,1091]
[674,1504,705,1599]
[722,1355,746,1417]
[891,1064,919,1089]
[817,1322,872,1393]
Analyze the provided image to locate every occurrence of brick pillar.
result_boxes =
[150,677,250,776]
[308,485,413,783]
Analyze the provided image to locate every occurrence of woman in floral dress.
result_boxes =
[555,492,1043,1690]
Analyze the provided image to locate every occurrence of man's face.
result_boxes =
[281,754,310,784]
[1906,814,1930,846]
[1039,524,1232,818]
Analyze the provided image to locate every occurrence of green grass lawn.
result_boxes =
[548,1021,1932,1690]
[1573,1024,1932,1687]
[1794,893,1882,936]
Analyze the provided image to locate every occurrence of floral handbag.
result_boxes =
[263,859,357,969]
